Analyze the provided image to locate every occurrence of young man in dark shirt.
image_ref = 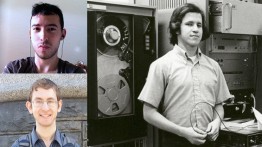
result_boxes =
[11,78,80,147]
[3,2,85,73]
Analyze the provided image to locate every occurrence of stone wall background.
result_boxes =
[0,74,87,147]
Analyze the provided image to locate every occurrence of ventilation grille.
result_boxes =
[149,0,187,9]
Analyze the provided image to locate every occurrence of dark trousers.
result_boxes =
[160,131,215,147]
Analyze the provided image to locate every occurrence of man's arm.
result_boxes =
[206,103,224,141]
[143,102,207,145]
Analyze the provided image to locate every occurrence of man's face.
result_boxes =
[30,14,66,60]
[177,12,203,48]
[26,88,62,128]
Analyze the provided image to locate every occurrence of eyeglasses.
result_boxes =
[32,100,58,107]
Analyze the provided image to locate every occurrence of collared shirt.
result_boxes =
[138,45,232,131]
[31,127,62,147]
[11,127,80,147]
[3,57,85,73]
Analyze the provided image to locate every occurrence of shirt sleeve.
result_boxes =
[215,62,233,104]
[2,58,34,73]
[3,62,14,73]
[138,60,166,108]
[11,140,19,147]
[74,67,86,73]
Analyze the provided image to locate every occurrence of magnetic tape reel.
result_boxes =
[96,13,133,117]
[98,74,130,116]
[97,14,130,58]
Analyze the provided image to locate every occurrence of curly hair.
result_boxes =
[169,3,210,45]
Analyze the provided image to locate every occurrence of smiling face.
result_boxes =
[26,88,62,128]
[30,14,66,60]
[177,12,203,49]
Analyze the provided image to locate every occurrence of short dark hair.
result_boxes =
[28,78,61,102]
[31,2,64,30]
[168,3,210,45]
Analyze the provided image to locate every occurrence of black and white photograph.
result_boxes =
[88,0,262,147]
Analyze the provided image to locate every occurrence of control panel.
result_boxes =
[210,34,254,53]
[209,53,255,90]
[209,34,256,90]
[209,33,257,120]
[216,128,262,147]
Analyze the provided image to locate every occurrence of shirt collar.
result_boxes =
[31,126,63,146]
[172,44,202,62]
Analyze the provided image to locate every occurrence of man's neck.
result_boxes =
[34,55,59,73]
[36,124,56,147]
[177,43,198,57]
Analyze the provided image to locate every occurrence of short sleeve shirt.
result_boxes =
[3,57,85,73]
[138,45,232,131]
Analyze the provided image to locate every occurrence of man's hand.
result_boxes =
[183,127,207,145]
[206,119,220,141]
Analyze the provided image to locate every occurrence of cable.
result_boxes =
[251,93,256,109]
[60,39,64,59]
[29,40,32,57]
[190,101,213,132]
[190,101,256,134]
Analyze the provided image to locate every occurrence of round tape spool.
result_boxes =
[96,15,130,57]
[103,25,121,47]
[98,74,130,116]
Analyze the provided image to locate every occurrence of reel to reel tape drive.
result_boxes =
[88,0,157,145]
[96,13,133,117]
